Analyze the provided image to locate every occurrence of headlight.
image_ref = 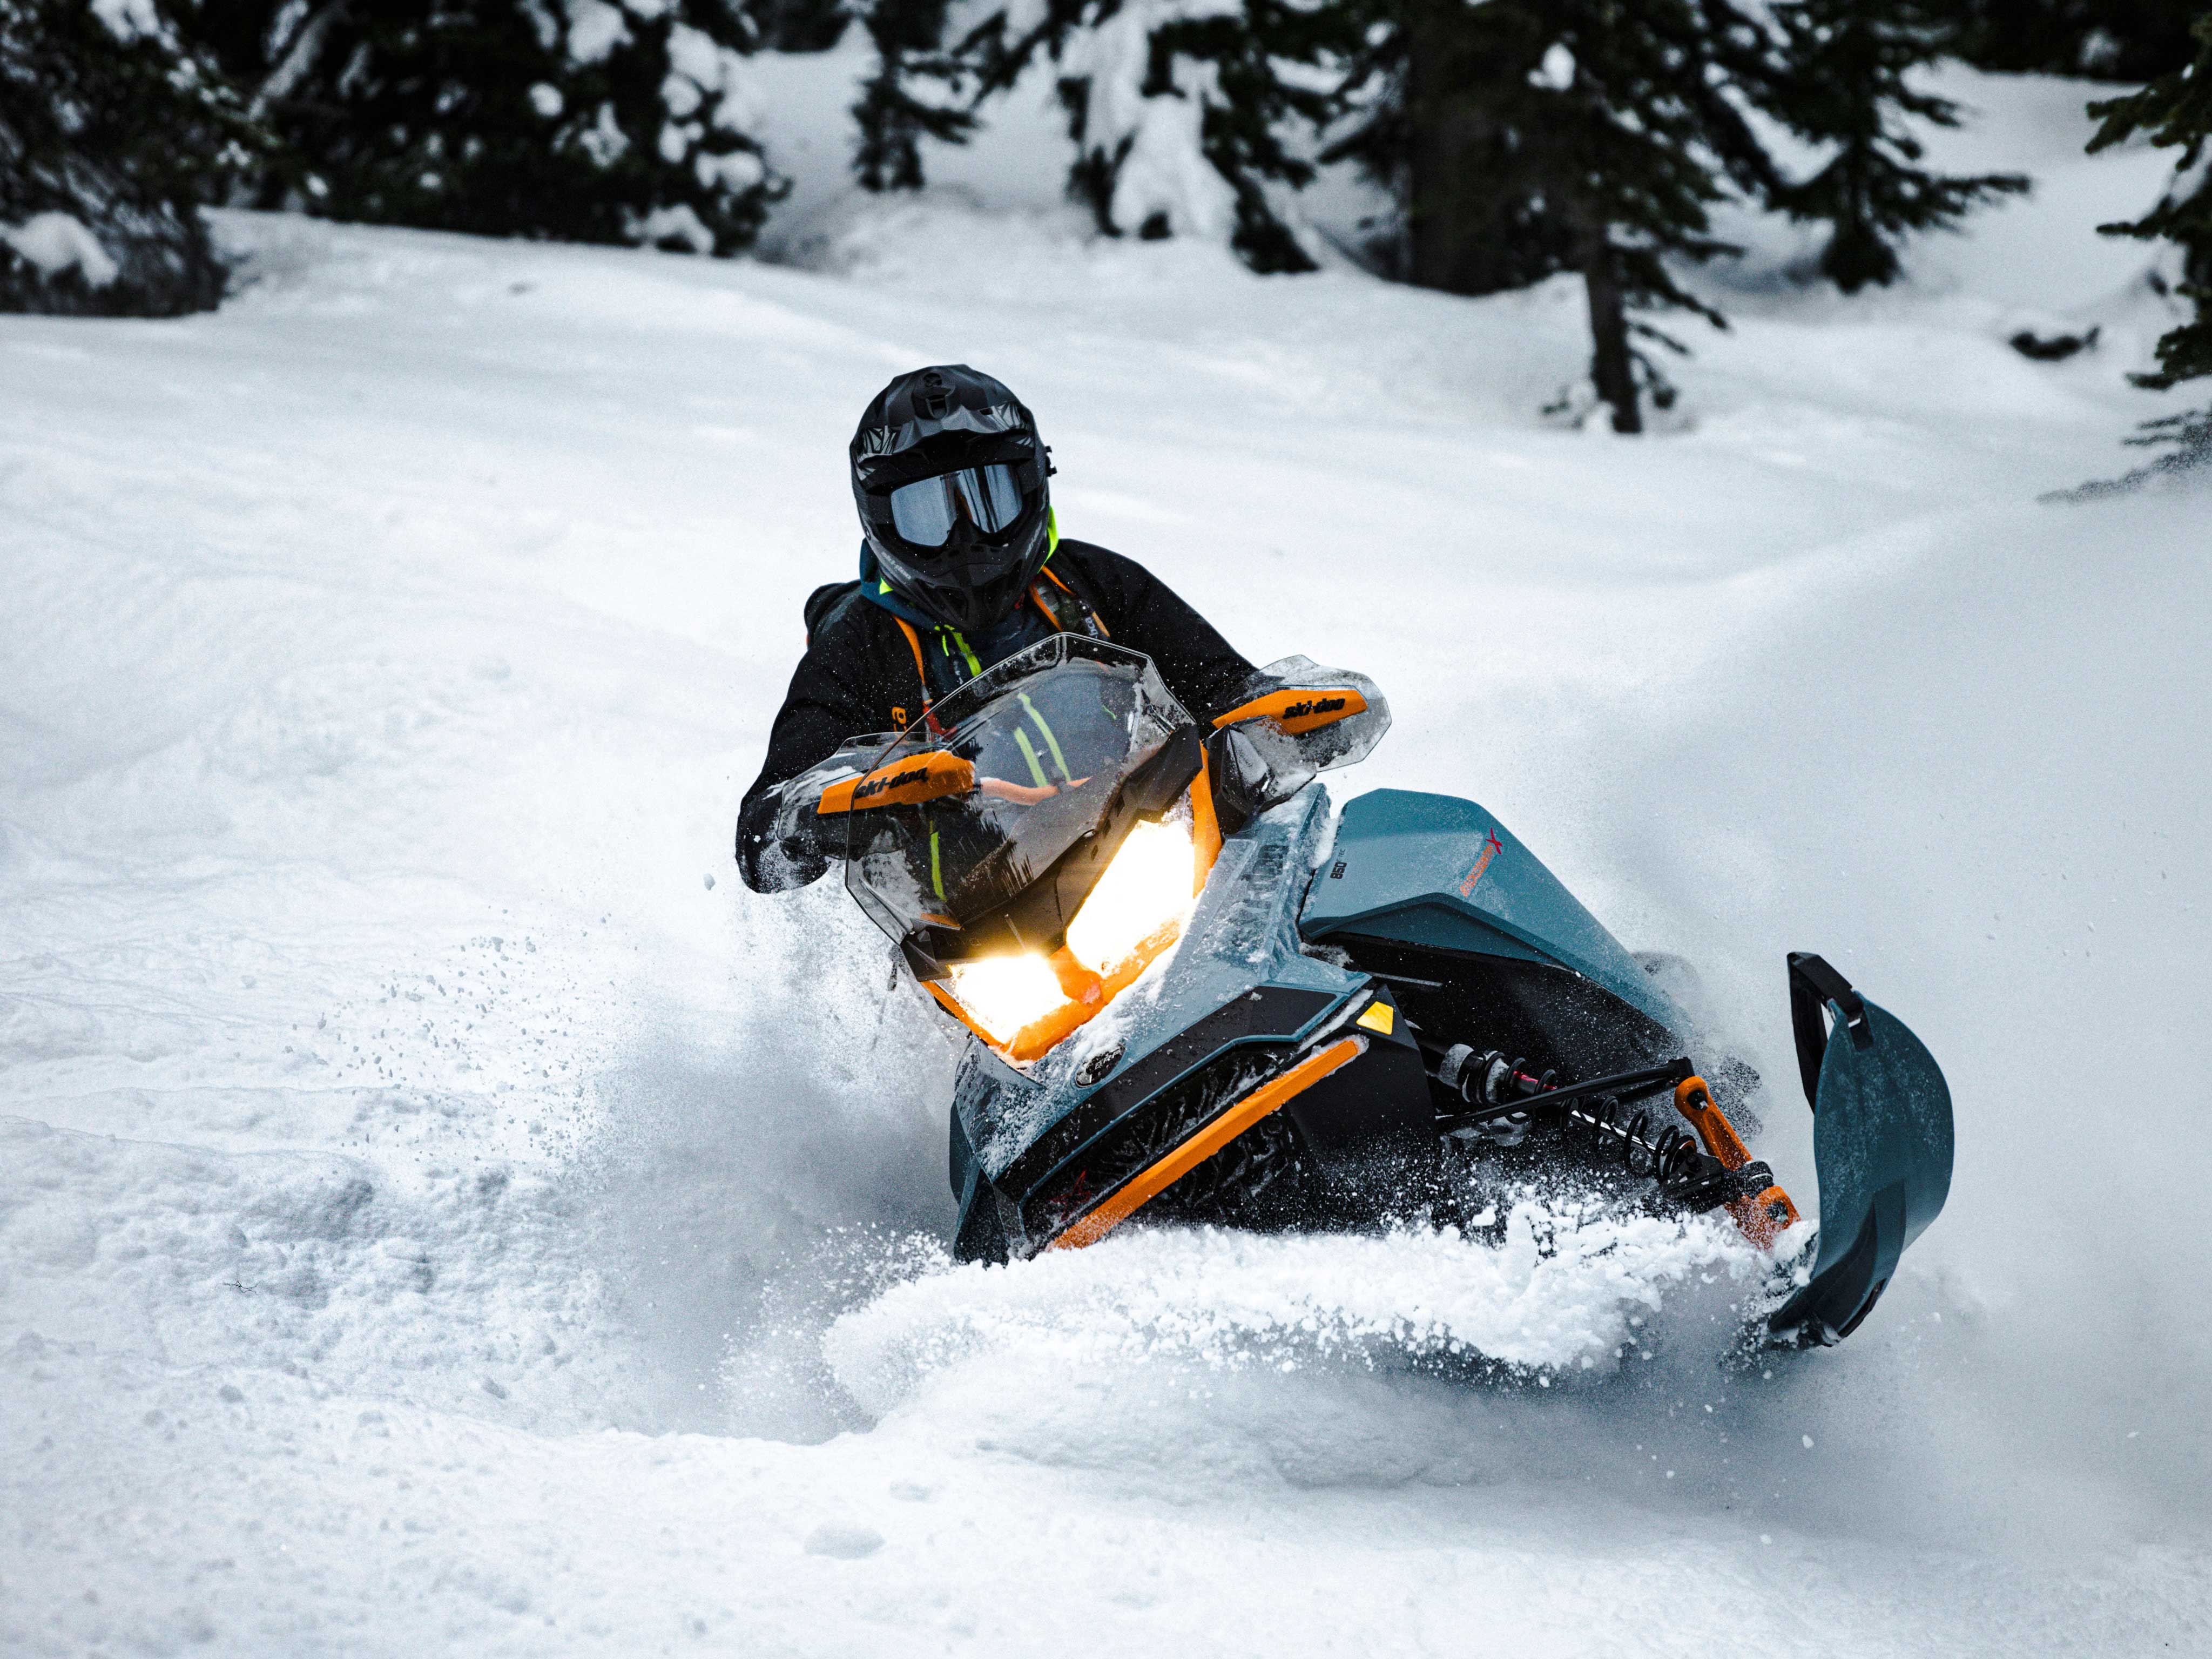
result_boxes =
[944,814,1200,1053]
[1065,815,1196,974]
[946,952,1070,1047]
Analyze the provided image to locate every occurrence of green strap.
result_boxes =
[929,827,945,899]
[1018,692,1073,782]
[1011,728,1050,791]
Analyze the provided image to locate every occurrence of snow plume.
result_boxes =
[821,1205,1770,1421]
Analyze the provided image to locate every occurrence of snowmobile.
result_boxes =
[784,635,1954,1347]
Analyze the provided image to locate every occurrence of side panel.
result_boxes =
[1300,788,1684,1035]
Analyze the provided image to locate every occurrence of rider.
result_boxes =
[736,364,1258,892]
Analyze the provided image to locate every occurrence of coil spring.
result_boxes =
[1573,1097,1705,1186]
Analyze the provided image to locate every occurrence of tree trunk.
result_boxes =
[1404,2,1488,292]
[1581,236,1641,434]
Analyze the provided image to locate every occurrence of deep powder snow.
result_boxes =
[3,67,2207,1658]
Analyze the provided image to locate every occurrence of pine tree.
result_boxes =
[852,0,975,192]
[1333,0,1788,434]
[959,0,1356,272]
[183,2,784,255]
[1,0,265,316]
[1941,1,2198,84]
[2088,9,2212,472]
[1766,0,2028,293]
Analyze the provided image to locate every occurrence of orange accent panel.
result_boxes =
[1673,1076,1802,1249]
[1048,1036,1368,1251]
[1188,756,1222,895]
[1211,687,1368,736]
[819,750,976,815]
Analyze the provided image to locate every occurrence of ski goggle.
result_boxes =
[888,464,1024,549]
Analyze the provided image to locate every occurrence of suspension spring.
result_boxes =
[1567,1097,1709,1188]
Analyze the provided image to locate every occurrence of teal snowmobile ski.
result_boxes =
[790,635,1954,1347]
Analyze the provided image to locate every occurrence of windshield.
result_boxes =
[837,636,1195,966]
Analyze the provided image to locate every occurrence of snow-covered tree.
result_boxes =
[186,1,784,255]
[1,0,265,316]
[2088,9,2212,473]
[852,0,976,191]
[957,0,1355,272]
[1332,0,2034,430]
[1332,0,1791,433]
[1941,1,2199,84]
[1766,0,2028,293]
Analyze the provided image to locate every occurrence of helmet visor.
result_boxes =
[888,464,1025,550]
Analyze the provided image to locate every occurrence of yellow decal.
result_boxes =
[1354,1001,1394,1036]
[818,751,976,815]
[1211,687,1368,736]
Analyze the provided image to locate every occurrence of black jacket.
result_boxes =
[736,539,1254,892]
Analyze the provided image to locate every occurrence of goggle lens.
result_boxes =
[889,464,1024,549]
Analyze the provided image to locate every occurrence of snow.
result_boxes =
[2,213,122,288]
[3,63,2209,1659]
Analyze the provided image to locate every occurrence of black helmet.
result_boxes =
[850,365,1053,634]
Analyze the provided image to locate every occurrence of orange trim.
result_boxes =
[998,934,1160,1062]
[1211,687,1368,736]
[1673,1076,1801,1249]
[819,750,976,815]
[1188,757,1222,895]
[1030,585,1062,630]
[926,981,996,1046]
[1048,1036,1368,1251]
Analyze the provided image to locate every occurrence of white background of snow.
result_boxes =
[3,61,2208,1657]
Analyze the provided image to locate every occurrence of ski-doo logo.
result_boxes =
[1458,831,1505,898]
[818,752,976,815]
[1279,696,1347,724]
[854,763,928,804]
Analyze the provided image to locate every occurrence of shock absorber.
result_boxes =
[1433,1047,1554,1145]
[1432,1051,1770,1221]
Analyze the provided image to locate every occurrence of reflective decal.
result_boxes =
[1458,830,1505,898]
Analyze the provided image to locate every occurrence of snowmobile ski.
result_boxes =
[1764,953,1955,1346]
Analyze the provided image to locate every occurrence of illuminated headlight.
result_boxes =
[946,952,1068,1047]
[945,815,1199,1049]
[1065,815,1196,974]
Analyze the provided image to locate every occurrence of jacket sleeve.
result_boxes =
[1064,543,1257,724]
[736,629,879,893]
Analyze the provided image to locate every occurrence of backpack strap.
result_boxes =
[1033,563,1110,639]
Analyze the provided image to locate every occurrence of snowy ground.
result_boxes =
[4,66,2209,1657]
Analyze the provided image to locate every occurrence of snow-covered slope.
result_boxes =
[3,69,2207,1657]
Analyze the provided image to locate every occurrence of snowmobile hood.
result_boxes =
[1300,790,1685,1035]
